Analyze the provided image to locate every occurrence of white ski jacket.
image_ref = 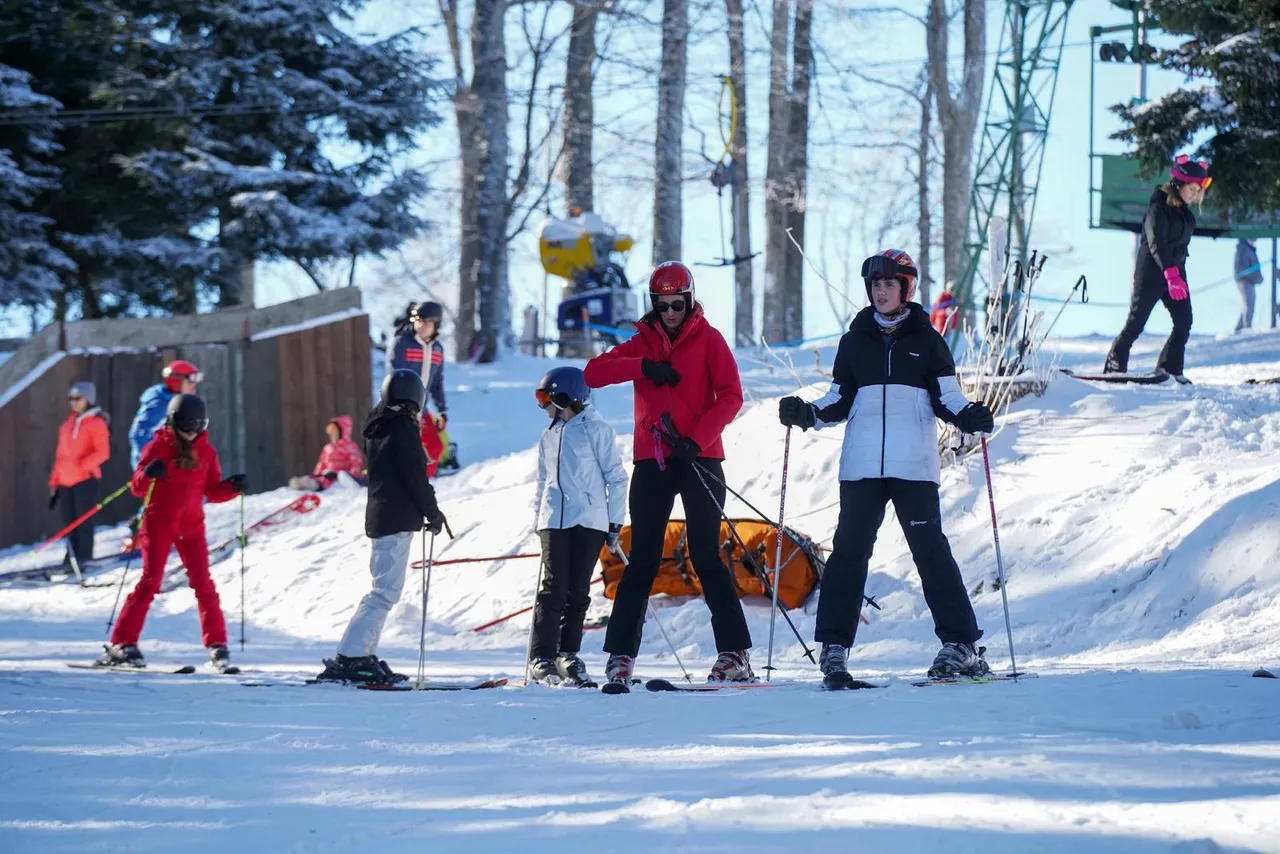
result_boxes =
[534,405,629,533]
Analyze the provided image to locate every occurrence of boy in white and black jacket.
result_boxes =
[530,367,628,687]
[778,249,995,685]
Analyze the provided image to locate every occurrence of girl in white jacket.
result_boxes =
[531,367,629,686]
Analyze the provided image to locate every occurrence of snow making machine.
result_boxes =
[538,211,637,357]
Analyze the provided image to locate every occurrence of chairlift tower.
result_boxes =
[951,0,1075,333]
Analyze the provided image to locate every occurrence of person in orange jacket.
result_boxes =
[289,415,366,491]
[98,394,246,671]
[49,381,111,566]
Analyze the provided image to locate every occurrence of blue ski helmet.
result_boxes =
[535,367,590,410]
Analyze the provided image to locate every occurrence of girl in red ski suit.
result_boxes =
[106,399,244,667]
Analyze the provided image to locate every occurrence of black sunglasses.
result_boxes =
[654,299,687,313]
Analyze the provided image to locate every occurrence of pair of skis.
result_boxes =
[67,662,241,676]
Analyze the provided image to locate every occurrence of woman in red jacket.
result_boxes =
[584,261,752,691]
[98,394,246,671]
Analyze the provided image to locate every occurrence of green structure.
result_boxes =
[951,0,1076,335]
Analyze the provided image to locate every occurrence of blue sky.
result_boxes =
[251,0,1278,346]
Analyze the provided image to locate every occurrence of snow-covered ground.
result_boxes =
[2,330,1279,853]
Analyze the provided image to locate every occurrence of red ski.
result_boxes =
[160,494,321,592]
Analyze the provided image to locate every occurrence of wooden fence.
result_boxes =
[0,288,371,551]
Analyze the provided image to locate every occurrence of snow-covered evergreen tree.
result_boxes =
[114,0,440,305]
[0,65,73,309]
[1113,0,1280,214]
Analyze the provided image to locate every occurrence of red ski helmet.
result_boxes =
[648,261,695,307]
[162,359,203,393]
[861,249,918,304]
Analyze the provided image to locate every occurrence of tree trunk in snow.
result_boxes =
[917,72,934,308]
[453,0,510,363]
[927,0,985,292]
[762,0,790,343]
[563,2,597,213]
[780,0,811,344]
[652,0,688,265]
[725,0,754,347]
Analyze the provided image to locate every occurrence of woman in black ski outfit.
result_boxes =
[1104,155,1212,383]
[778,249,994,684]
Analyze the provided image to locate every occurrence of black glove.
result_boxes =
[779,396,816,430]
[143,459,166,480]
[641,358,681,387]
[954,402,995,434]
[607,523,622,550]
[426,510,447,536]
[321,471,338,482]
[671,437,701,464]
[225,473,248,493]
[48,490,59,510]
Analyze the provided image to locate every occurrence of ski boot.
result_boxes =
[601,653,634,695]
[707,650,756,684]
[819,643,855,690]
[927,642,990,679]
[528,656,561,686]
[441,443,461,472]
[96,643,145,669]
[208,645,240,674]
[556,652,596,688]
[315,654,399,685]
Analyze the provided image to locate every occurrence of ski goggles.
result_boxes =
[860,255,917,280]
[166,369,204,383]
[535,388,568,409]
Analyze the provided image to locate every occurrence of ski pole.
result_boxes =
[692,459,878,609]
[415,528,435,690]
[37,482,131,554]
[981,436,1020,679]
[613,546,691,682]
[524,541,548,686]
[765,427,792,682]
[471,575,604,632]
[1036,274,1087,351]
[105,481,154,639]
[238,493,246,652]
[689,463,817,665]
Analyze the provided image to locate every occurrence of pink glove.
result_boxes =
[1164,267,1189,301]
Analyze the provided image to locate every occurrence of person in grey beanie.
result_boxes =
[49,381,110,566]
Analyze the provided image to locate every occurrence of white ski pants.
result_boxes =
[337,531,414,658]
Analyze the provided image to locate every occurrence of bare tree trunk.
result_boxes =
[456,100,482,361]
[927,0,985,289]
[917,71,934,307]
[725,0,753,346]
[563,2,597,213]
[471,0,510,363]
[780,0,812,343]
[652,0,687,264]
[762,0,790,343]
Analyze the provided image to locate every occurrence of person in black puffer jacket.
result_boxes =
[778,249,995,684]
[317,369,447,685]
[1104,155,1212,382]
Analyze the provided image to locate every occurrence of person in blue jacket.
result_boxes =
[121,360,201,550]
[129,360,202,469]
[387,301,456,474]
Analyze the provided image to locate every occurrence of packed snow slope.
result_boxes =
[1,329,1279,853]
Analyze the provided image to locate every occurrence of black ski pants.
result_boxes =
[1106,268,1193,375]
[531,525,607,659]
[604,458,752,658]
[815,478,980,649]
[57,477,99,567]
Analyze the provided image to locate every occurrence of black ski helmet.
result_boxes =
[535,366,590,410]
[166,393,209,435]
[381,368,426,413]
[411,301,443,324]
